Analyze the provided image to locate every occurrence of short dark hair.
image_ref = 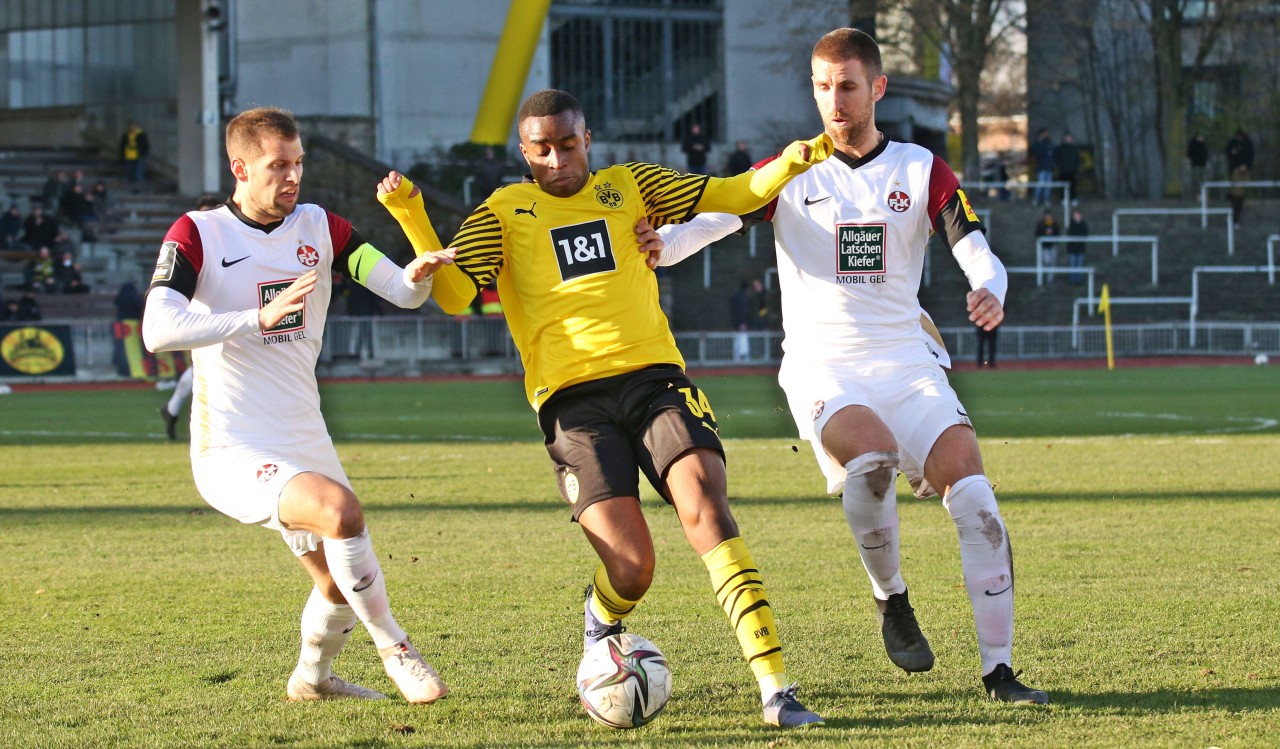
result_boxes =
[812,28,882,79]
[517,89,583,124]
[226,106,299,161]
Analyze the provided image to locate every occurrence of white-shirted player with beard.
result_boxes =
[654,29,1047,705]
[142,107,456,705]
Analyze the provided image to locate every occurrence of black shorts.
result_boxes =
[537,365,725,520]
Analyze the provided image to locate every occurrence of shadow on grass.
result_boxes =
[1050,686,1280,712]
[5,486,1276,520]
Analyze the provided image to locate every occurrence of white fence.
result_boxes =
[14,317,1280,383]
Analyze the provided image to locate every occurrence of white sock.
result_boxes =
[322,529,407,650]
[166,368,193,416]
[943,474,1014,674]
[841,452,904,600]
[294,586,358,684]
[759,673,787,703]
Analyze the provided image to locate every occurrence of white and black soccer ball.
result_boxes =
[576,633,672,729]
[1255,353,1269,366]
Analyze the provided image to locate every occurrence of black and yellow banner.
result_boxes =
[0,324,77,377]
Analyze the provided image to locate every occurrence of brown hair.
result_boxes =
[225,107,299,161]
[812,28,883,80]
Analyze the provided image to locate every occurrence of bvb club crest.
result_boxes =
[594,182,623,209]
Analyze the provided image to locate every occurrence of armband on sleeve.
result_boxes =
[347,243,433,309]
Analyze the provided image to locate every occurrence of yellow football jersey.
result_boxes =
[422,137,832,409]
[453,163,705,409]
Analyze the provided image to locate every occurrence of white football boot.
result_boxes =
[378,640,449,704]
[286,673,386,701]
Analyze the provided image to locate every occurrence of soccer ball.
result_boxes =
[1255,353,1269,366]
[576,633,672,729]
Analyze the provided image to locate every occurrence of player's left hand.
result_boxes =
[967,288,1004,330]
[406,248,457,283]
[635,218,663,270]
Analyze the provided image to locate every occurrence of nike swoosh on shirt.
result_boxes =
[983,583,1012,597]
[804,195,831,205]
[221,256,250,267]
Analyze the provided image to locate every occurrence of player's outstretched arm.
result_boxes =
[377,171,477,314]
[650,213,743,267]
[694,133,833,215]
[377,172,443,257]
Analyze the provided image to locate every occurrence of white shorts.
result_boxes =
[190,438,350,556]
[779,350,972,497]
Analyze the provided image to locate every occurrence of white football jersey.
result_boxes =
[767,139,986,362]
[148,203,357,452]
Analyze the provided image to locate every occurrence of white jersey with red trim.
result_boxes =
[769,139,984,361]
[148,203,349,452]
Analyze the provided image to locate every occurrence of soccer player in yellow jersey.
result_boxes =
[381,89,831,727]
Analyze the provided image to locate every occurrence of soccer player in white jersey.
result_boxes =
[142,107,457,704]
[654,29,1048,704]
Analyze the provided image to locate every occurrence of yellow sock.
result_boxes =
[701,537,787,695]
[590,563,640,623]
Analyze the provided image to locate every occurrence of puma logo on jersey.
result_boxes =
[222,256,250,267]
[514,202,538,218]
[804,195,831,205]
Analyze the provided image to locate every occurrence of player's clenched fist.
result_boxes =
[377,171,420,207]
[259,270,317,331]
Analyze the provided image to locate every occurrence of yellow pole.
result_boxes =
[1099,283,1115,370]
[470,0,553,146]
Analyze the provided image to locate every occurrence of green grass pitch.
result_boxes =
[1,365,1278,747]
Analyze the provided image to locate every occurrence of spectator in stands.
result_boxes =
[41,170,70,216]
[1028,128,1055,205]
[730,278,766,361]
[1225,129,1253,229]
[62,182,98,240]
[1066,209,1089,286]
[725,141,754,176]
[0,205,25,249]
[113,281,144,376]
[472,147,506,206]
[975,322,998,369]
[1034,210,1060,279]
[120,121,150,185]
[25,246,58,293]
[681,122,711,173]
[3,292,41,321]
[1226,129,1254,172]
[54,251,90,294]
[61,170,86,205]
[90,180,115,223]
[1186,133,1209,195]
[1055,133,1080,202]
[22,205,67,254]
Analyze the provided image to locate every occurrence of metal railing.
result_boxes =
[16,316,1280,384]
[1112,207,1235,256]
